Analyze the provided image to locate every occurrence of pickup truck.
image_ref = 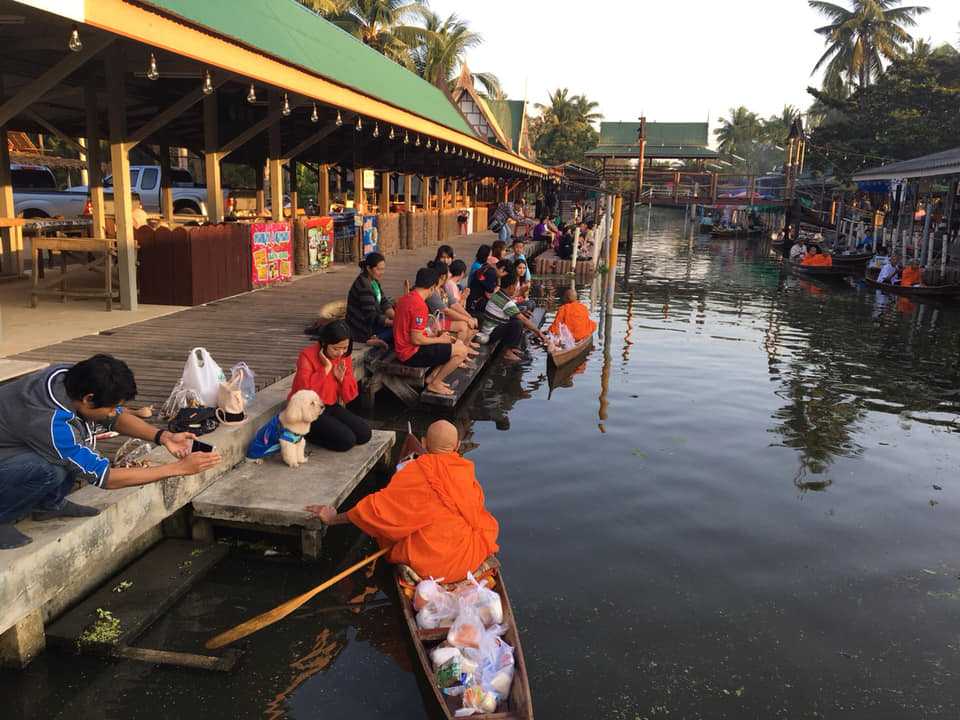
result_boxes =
[70,165,229,217]
[12,164,89,218]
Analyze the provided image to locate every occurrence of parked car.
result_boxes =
[69,165,229,217]
[11,164,89,218]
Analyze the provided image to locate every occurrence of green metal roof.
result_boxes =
[140,0,476,137]
[489,100,525,153]
[585,145,718,159]
[587,121,716,158]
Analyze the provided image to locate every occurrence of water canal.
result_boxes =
[6,209,960,719]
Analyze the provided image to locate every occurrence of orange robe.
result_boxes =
[901,266,922,287]
[801,254,832,267]
[548,302,597,341]
[347,452,499,582]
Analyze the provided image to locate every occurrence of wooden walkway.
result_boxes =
[11,232,497,417]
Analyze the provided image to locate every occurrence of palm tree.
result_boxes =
[573,95,603,126]
[714,106,761,158]
[412,11,483,89]
[762,105,800,144]
[535,88,578,126]
[809,0,929,92]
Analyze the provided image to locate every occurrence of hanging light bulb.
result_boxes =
[310,103,319,123]
[246,83,257,104]
[68,25,82,52]
[426,138,432,149]
[415,135,421,147]
[373,122,380,138]
[146,52,159,81]
[388,126,395,140]
[281,93,291,116]
[335,110,343,127]
[202,70,214,95]
[403,132,409,145]
[356,116,363,132]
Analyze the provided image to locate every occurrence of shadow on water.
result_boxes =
[6,208,960,719]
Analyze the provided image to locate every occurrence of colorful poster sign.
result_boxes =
[250,222,292,287]
[362,215,379,256]
[304,217,335,271]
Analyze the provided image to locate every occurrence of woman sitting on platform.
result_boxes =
[425,261,478,344]
[469,244,491,284]
[347,252,395,349]
[446,259,470,304]
[292,321,372,452]
[434,244,455,267]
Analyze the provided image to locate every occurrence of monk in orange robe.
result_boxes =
[306,420,499,582]
[900,261,923,287]
[801,248,833,267]
[549,288,598,342]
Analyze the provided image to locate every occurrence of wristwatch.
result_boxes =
[154,429,165,446]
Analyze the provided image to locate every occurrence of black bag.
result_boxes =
[489,219,504,234]
[168,407,219,436]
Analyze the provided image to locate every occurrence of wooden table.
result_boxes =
[31,237,119,311]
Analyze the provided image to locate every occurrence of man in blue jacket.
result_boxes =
[0,354,221,549]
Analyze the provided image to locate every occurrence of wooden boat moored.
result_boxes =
[547,334,593,369]
[863,269,960,298]
[789,262,852,281]
[395,561,534,720]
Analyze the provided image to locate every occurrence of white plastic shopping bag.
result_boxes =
[179,347,226,407]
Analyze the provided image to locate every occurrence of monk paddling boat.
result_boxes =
[864,269,960,298]
[395,561,534,720]
[547,334,593,369]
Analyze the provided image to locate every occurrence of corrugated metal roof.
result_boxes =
[585,144,719,159]
[597,121,710,147]
[853,147,960,181]
[489,100,524,152]
[140,0,477,138]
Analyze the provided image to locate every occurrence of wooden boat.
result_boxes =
[788,262,852,281]
[547,334,593,369]
[395,561,534,720]
[829,252,872,268]
[863,269,960,298]
[709,227,739,238]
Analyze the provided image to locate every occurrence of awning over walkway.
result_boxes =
[853,147,960,182]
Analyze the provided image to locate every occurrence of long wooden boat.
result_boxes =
[789,262,852,281]
[395,561,534,720]
[863,270,960,298]
[829,252,872,268]
[547,334,593,369]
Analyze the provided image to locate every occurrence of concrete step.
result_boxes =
[191,429,396,558]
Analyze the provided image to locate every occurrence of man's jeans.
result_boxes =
[498,223,511,243]
[0,451,74,524]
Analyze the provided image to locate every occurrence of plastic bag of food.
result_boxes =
[455,686,498,716]
[454,572,503,627]
[230,362,257,403]
[447,600,484,649]
[430,644,461,669]
[415,579,458,629]
[436,656,470,690]
[463,632,515,699]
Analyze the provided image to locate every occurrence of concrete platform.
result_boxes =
[191,429,395,557]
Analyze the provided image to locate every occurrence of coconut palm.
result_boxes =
[809,0,929,92]
[714,106,761,158]
[573,95,603,126]
[535,88,578,126]
[412,11,484,89]
[762,105,800,144]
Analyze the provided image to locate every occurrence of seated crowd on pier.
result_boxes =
[0,199,586,550]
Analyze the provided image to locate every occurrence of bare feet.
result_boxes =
[426,380,454,396]
[503,348,523,362]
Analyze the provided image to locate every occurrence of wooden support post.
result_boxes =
[673,171,681,204]
[203,94,224,223]
[380,171,391,213]
[159,141,174,222]
[105,50,137,311]
[289,158,299,219]
[422,176,432,211]
[921,202,934,269]
[451,179,459,207]
[636,116,647,197]
[710,173,719,205]
[268,95,283,223]
[404,174,413,212]
[0,125,22,277]
[256,160,266,216]
[354,166,366,213]
[84,83,105,238]
[319,164,330,215]
[437,178,446,210]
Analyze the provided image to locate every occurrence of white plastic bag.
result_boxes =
[454,572,503,627]
[456,634,515,716]
[161,380,202,420]
[230,362,256,403]
[415,579,458,630]
[180,348,225,407]
[447,600,485,649]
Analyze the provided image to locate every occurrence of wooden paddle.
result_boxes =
[204,546,390,650]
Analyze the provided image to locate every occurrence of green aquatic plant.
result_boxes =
[77,608,122,647]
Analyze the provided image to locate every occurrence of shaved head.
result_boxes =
[563,287,577,303]
[425,420,459,453]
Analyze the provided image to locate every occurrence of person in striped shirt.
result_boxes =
[477,272,546,362]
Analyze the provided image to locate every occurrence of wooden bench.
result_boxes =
[365,307,546,409]
[30,237,119,311]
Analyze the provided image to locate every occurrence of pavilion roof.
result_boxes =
[585,121,718,160]
[853,147,960,181]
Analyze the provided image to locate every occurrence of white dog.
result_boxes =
[278,390,324,468]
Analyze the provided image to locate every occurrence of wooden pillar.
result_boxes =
[158,141,174,222]
[710,173,719,204]
[672,171,681,204]
[404,174,413,211]
[0,126,21,277]
[422,176,431,211]
[354,166,366,213]
[289,159,299,219]
[451,179,460,207]
[437,177,446,210]
[106,50,137,311]
[636,116,647,197]
[84,83,106,237]
[268,95,283,222]
[203,94,224,223]
[319,164,330,215]
[380,171,391,213]
[255,160,266,216]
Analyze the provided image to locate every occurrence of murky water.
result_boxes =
[6,209,960,719]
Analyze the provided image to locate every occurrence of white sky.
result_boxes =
[429,0,959,134]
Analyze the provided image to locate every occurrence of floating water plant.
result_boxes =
[77,608,122,648]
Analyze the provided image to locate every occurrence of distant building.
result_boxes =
[451,65,535,161]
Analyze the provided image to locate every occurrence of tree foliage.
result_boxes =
[529,88,601,166]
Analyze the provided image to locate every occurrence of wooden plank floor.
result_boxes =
[11,232,498,418]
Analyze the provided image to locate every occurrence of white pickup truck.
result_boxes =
[12,164,89,218]
[69,165,229,217]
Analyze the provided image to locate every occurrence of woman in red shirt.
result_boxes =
[291,321,372,452]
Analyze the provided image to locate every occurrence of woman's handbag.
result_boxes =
[216,368,246,425]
